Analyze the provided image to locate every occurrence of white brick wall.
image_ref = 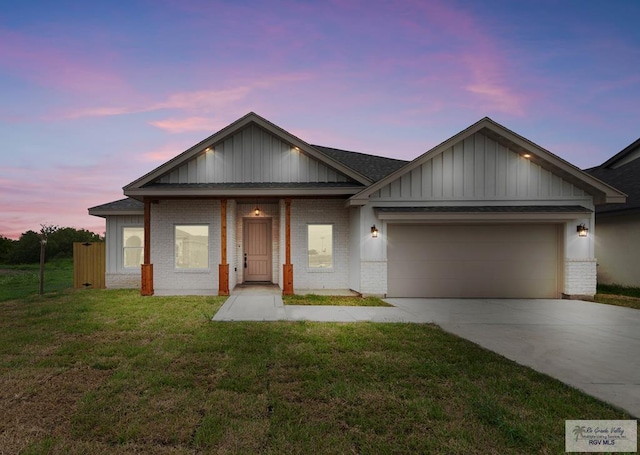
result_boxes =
[106,273,140,289]
[564,258,597,297]
[360,261,387,297]
[151,199,219,291]
[291,199,350,290]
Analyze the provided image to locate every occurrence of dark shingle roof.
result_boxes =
[88,198,144,216]
[312,145,408,182]
[586,140,640,214]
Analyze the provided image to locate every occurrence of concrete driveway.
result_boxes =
[386,298,640,418]
[213,293,639,417]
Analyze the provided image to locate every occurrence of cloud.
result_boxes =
[148,116,224,134]
[139,143,192,162]
[65,72,311,120]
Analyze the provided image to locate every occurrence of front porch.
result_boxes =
[139,197,352,297]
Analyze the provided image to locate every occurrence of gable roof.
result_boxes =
[348,117,627,206]
[124,112,374,199]
[586,137,640,215]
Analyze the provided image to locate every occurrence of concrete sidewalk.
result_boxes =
[212,293,640,418]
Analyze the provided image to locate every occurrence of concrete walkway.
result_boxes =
[212,293,640,418]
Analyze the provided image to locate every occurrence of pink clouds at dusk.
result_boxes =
[1,0,639,239]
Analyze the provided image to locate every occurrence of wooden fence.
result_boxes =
[73,242,105,289]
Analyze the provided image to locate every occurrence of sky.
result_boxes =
[1,0,639,239]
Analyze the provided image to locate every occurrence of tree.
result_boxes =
[9,230,42,264]
[5,226,102,264]
[0,235,16,263]
[46,226,101,259]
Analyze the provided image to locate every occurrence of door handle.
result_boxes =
[244,253,247,269]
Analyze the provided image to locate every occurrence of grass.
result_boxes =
[0,258,73,302]
[1,289,634,454]
[596,284,640,310]
[283,293,392,306]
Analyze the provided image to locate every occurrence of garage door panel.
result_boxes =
[387,224,560,298]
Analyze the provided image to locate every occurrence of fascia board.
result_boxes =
[88,209,144,217]
[124,187,361,198]
[376,212,590,222]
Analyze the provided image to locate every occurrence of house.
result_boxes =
[89,112,625,298]
[587,138,639,287]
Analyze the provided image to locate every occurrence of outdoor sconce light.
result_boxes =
[254,207,260,216]
[577,224,588,237]
[371,225,379,238]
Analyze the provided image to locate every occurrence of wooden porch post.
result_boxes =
[283,198,294,295]
[141,197,154,296]
[218,199,230,296]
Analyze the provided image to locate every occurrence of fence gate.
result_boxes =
[73,242,106,289]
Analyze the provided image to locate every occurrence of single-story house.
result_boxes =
[89,112,625,298]
[587,138,639,287]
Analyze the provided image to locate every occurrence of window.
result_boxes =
[175,225,209,269]
[308,224,333,269]
[123,227,144,268]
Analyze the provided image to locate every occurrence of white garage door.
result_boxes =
[387,224,560,298]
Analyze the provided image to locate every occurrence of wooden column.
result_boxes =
[218,199,230,296]
[282,198,294,295]
[141,197,154,296]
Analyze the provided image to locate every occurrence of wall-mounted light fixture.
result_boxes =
[577,223,588,237]
[254,207,260,216]
[371,225,379,238]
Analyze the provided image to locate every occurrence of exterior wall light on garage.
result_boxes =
[254,207,260,216]
[577,224,589,237]
[371,225,379,238]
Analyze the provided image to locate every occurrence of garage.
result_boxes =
[387,224,561,298]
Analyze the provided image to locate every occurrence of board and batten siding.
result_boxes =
[105,215,144,274]
[158,124,351,184]
[372,132,588,201]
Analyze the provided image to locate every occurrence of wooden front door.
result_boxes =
[243,218,272,282]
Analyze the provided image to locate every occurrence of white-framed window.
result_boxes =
[175,225,209,269]
[123,227,144,268]
[307,224,333,269]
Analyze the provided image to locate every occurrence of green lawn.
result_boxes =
[1,289,634,454]
[0,258,73,302]
[283,293,392,306]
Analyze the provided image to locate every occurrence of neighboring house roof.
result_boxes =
[349,117,627,206]
[312,145,408,182]
[586,137,639,215]
[88,198,144,217]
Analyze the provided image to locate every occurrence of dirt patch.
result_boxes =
[0,366,110,453]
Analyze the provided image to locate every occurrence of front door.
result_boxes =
[243,218,272,282]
